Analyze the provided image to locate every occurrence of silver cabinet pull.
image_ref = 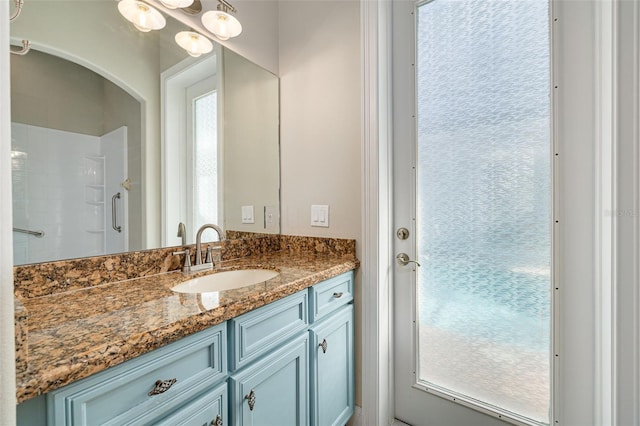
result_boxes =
[333,292,343,298]
[396,253,420,267]
[245,389,256,411]
[148,378,177,396]
[112,192,122,233]
[319,339,328,354]
[211,415,223,426]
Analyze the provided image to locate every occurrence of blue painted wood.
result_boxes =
[308,272,354,323]
[46,324,227,426]
[20,273,357,426]
[228,291,308,371]
[153,381,227,426]
[309,304,355,426]
[229,334,309,426]
[16,394,46,426]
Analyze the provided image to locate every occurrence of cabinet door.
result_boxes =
[229,334,309,426]
[309,304,354,426]
[153,381,227,426]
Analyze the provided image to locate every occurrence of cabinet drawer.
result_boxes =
[47,324,227,426]
[229,291,308,371]
[229,334,309,426]
[153,381,227,426]
[309,272,354,323]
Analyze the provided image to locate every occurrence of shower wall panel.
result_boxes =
[12,123,103,264]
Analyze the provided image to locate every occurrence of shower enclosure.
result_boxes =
[12,123,128,265]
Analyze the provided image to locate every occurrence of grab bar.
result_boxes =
[10,0,25,22]
[10,40,31,56]
[112,192,122,233]
[13,227,44,238]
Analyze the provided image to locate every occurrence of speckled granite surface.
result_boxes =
[13,234,355,299]
[15,299,27,375]
[15,236,357,403]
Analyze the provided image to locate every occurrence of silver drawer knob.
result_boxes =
[148,378,177,396]
[245,389,256,411]
[333,292,343,298]
[319,339,328,354]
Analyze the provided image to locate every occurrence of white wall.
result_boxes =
[279,0,361,240]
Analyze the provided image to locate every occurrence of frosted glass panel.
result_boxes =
[416,0,551,423]
[194,91,218,231]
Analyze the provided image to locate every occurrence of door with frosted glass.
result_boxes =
[393,1,552,425]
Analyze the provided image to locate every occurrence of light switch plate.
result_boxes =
[264,205,277,229]
[242,205,254,224]
[311,205,329,227]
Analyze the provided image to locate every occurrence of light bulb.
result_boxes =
[160,0,194,10]
[202,9,242,41]
[175,31,213,58]
[118,0,166,32]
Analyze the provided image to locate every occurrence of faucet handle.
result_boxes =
[205,246,213,264]
[172,249,191,271]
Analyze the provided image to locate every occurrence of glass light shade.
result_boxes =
[201,10,242,41]
[159,0,194,10]
[175,31,213,58]
[118,0,166,32]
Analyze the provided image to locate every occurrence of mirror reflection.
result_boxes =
[10,0,280,266]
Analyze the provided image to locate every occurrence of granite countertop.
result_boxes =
[15,249,358,403]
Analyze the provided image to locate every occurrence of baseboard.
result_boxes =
[348,405,363,426]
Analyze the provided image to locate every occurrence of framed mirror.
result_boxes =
[10,0,280,266]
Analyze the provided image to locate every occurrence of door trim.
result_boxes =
[593,1,617,424]
[361,0,394,425]
[0,1,17,423]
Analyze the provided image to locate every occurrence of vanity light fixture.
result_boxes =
[159,0,193,10]
[117,0,166,32]
[175,30,213,57]
[201,0,242,41]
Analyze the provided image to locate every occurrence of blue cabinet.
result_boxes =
[229,335,309,426]
[309,304,355,426]
[17,271,355,426]
[227,270,354,426]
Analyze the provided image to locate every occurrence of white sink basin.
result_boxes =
[171,269,279,294]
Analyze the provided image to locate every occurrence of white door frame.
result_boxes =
[360,0,621,425]
[0,1,17,423]
[361,0,394,424]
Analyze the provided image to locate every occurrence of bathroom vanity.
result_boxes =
[15,237,357,426]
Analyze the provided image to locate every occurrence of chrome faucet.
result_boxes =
[191,223,226,272]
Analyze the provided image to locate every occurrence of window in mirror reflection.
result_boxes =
[193,90,220,233]
[185,72,220,242]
